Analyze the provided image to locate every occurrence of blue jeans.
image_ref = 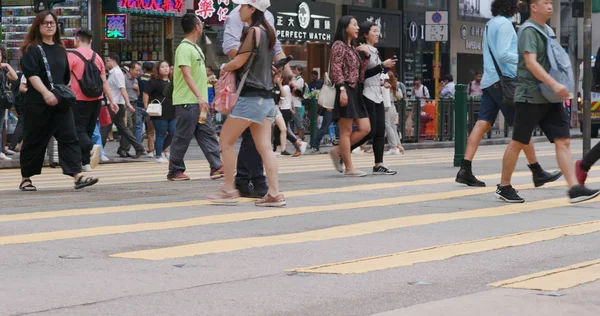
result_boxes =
[152,118,176,156]
[92,121,106,156]
[312,109,333,150]
[136,107,148,143]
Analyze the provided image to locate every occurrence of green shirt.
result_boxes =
[514,20,551,104]
[173,38,208,106]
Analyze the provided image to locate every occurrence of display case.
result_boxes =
[0,0,89,67]
[104,15,165,64]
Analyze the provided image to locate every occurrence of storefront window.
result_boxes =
[401,0,448,10]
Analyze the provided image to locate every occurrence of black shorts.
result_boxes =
[512,102,570,145]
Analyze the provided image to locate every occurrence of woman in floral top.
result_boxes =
[328,15,371,177]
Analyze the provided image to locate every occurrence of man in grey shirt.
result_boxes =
[222,4,291,198]
[123,62,141,156]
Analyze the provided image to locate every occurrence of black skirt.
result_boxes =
[333,84,368,122]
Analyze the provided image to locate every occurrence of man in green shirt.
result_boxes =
[167,13,223,182]
[496,0,599,204]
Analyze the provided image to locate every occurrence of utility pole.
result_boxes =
[583,0,592,155]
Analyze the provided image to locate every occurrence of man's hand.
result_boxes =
[198,96,209,112]
[340,90,348,107]
[127,104,136,113]
[43,91,58,106]
[552,83,570,99]
[110,103,119,114]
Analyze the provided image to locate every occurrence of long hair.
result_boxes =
[240,9,276,50]
[359,20,377,45]
[152,60,171,80]
[21,11,63,54]
[333,15,357,47]
[387,71,398,92]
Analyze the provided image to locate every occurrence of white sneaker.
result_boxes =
[164,152,170,159]
[156,156,169,163]
[385,148,401,156]
[90,145,102,169]
[146,152,156,158]
[274,151,282,156]
[82,164,93,172]
[4,149,16,155]
[300,141,308,154]
[0,152,12,161]
[352,147,361,154]
[100,155,110,162]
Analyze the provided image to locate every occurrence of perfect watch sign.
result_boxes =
[271,1,335,43]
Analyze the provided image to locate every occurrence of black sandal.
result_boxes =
[19,179,37,192]
[74,175,99,190]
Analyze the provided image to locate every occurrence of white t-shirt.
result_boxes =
[412,84,430,99]
[280,85,292,110]
[293,76,305,108]
[108,67,126,105]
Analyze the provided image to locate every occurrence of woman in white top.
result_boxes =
[354,20,397,175]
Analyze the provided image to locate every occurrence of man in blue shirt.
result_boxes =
[455,0,560,188]
[222,4,292,198]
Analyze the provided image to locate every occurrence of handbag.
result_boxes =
[486,27,517,107]
[317,63,335,109]
[147,99,163,116]
[37,45,76,109]
[0,70,15,109]
[99,105,112,126]
[214,27,261,114]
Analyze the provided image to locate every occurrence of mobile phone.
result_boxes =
[273,55,294,69]
[392,55,398,61]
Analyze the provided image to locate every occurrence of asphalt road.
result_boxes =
[1,140,600,316]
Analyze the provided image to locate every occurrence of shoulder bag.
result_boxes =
[0,70,16,109]
[37,45,76,109]
[317,63,335,109]
[486,26,517,107]
[147,80,172,117]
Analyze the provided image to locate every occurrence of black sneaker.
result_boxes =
[373,165,397,175]
[495,184,525,203]
[281,151,292,156]
[532,170,562,188]
[568,185,600,204]
[456,168,486,187]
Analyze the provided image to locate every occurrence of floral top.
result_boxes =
[330,40,369,89]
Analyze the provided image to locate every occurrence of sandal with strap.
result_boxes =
[19,179,37,192]
[74,175,99,190]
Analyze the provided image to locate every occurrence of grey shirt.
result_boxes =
[125,76,138,102]
[240,27,274,92]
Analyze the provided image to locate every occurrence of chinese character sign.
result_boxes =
[118,0,184,15]
[195,0,234,24]
[105,14,128,40]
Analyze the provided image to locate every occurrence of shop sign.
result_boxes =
[346,7,402,48]
[195,0,234,23]
[104,14,128,40]
[460,24,484,51]
[270,1,336,42]
[118,0,185,16]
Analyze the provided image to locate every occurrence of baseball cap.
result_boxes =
[232,0,270,12]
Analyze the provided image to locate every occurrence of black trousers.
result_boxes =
[351,98,385,164]
[236,128,267,188]
[20,104,81,178]
[72,100,101,165]
[109,104,144,154]
[581,142,600,171]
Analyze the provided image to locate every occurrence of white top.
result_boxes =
[108,67,126,105]
[363,45,384,104]
[412,84,430,99]
[292,76,304,108]
[280,85,292,110]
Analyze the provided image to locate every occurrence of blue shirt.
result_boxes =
[222,6,282,57]
[481,15,518,89]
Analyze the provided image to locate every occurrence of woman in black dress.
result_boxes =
[19,11,98,191]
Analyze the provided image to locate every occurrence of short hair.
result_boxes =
[475,71,482,76]
[76,29,93,43]
[108,52,120,65]
[359,20,377,44]
[414,77,421,81]
[129,61,140,70]
[206,65,214,72]
[445,74,454,82]
[293,65,304,72]
[491,0,519,17]
[311,70,318,76]
[143,62,154,72]
[181,13,200,34]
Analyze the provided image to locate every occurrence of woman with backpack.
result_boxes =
[0,46,19,161]
[143,60,175,164]
[207,0,285,207]
[18,11,98,191]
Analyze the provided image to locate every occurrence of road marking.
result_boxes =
[291,220,600,274]
[489,259,600,291]
[109,193,600,260]
[0,170,540,222]
[1,173,579,245]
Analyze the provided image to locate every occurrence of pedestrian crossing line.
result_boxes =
[110,194,600,261]
[0,170,549,222]
[488,259,600,291]
[290,219,600,275]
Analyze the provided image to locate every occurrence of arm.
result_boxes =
[273,51,293,78]
[100,72,118,113]
[19,83,27,94]
[1,64,18,81]
[222,28,257,72]
[365,65,384,79]
[524,53,561,88]
[181,65,208,108]
[495,23,518,65]
[329,42,346,86]
[29,76,57,106]
[143,92,150,110]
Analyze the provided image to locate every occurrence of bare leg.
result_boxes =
[337,118,354,171]
[500,140,526,186]
[464,120,492,161]
[554,138,577,188]
[219,117,252,191]
[522,139,539,165]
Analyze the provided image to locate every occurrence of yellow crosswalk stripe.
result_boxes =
[109,193,600,261]
[291,220,600,275]
[1,173,580,245]
[489,259,600,291]
[0,170,538,222]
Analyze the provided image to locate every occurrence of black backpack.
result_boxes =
[69,50,103,98]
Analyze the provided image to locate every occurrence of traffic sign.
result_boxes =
[426,11,448,25]
[425,25,448,42]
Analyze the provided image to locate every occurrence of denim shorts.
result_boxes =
[230,96,277,124]
[477,82,516,126]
